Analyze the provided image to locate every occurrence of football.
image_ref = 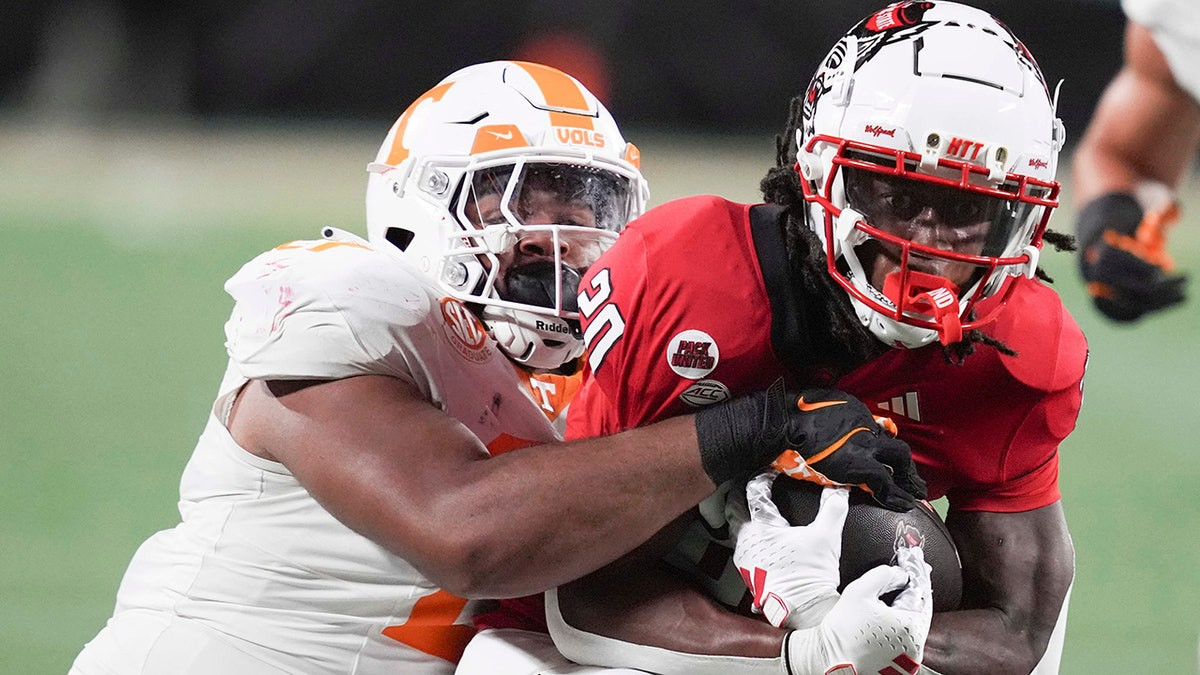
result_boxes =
[771,478,962,612]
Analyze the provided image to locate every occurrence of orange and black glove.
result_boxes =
[695,380,925,511]
[1077,192,1187,322]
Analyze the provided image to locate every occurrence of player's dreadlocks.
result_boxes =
[760,119,885,370]
[760,96,1077,366]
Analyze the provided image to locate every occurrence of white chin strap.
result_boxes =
[481,306,584,371]
[842,267,942,350]
[852,297,941,350]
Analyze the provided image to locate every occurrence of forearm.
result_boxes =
[921,608,1037,674]
[235,376,719,599]
[1073,100,1194,203]
[556,563,784,658]
[550,566,791,675]
[929,504,1075,675]
[458,378,929,597]
[922,581,1072,675]
[551,543,934,675]
[427,380,888,596]
[432,417,719,597]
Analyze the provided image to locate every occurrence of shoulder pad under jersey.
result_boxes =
[991,279,1088,393]
[223,239,436,381]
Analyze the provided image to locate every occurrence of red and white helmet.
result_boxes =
[366,61,647,370]
[796,1,1065,348]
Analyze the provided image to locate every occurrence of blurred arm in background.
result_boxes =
[1073,1,1200,322]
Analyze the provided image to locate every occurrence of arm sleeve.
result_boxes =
[1121,0,1200,102]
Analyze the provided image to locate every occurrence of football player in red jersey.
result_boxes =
[531,3,1085,675]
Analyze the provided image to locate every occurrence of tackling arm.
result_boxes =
[921,501,1074,674]
[227,375,718,599]
[230,372,924,601]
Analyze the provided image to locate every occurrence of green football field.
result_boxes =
[2,122,1197,673]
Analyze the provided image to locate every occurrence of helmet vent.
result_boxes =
[385,227,416,251]
[914,30,1024,95]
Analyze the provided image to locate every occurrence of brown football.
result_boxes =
[771,478,962,612]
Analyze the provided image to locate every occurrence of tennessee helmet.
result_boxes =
[796,1,1065,348]
[366,61,647,370]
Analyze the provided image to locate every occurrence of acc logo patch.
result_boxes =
[440,297,493,363]
[667,329,719,379]
[680,379,731,407]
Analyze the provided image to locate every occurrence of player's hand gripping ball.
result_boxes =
[769,387,927,512]
[772,478,962,612]
[695,380,927,508]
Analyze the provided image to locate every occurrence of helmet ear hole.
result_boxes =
[385,227,416,252]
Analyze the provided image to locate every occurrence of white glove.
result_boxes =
[784,542,934,675]
[727,470,848,629]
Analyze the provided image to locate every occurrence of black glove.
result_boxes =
[1077,192,1187,322]
[694,379,926,511]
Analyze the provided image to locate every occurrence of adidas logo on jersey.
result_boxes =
[877,391,921,422]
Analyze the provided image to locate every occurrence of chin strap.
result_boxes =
[481,306,584,371]
[882,270,963,346]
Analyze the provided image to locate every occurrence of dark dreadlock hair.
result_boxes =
[760,96,1077,366]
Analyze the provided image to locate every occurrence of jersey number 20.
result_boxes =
[577,268,625,372]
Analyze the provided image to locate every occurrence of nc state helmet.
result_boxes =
[796,1,1065,348]
[366,61,647,370]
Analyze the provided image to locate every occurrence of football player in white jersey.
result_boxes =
[70,61,926,675]
[1074,0,1200,322]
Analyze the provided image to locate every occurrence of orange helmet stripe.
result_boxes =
[511,61,594,130]
[385,81,455,166]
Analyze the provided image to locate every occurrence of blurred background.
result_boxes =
[2,0,1126,133]
[2,0,1198,672]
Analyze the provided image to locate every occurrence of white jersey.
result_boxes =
[1123,0,1200,102]
[72,235,578,675]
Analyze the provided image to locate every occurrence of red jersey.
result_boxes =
[478,195,1087,632]
[569,195,1088,513]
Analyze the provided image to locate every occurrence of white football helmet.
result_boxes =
[795,1,1066,348]
[366,61,647,370]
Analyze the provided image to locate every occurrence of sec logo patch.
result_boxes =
[667,329,719,379]
[440,297,493,363]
